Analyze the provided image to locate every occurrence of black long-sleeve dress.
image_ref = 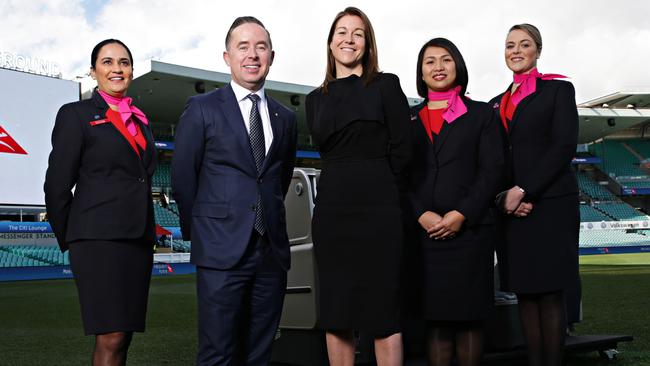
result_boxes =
[306,73,411,335]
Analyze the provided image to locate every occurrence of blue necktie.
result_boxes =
[247,94,266,234]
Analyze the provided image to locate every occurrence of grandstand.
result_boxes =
[0,245,68,267]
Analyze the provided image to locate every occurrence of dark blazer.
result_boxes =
[406,98,504,227]
[171,84,297,270]
[44,91,157,252]
[489,79,578,202]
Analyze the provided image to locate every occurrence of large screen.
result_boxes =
[0,68,79,206]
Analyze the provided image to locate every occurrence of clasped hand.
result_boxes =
[418,210,465,240]
[503,186,533,217]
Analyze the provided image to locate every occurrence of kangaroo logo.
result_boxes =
[0,125,28,155]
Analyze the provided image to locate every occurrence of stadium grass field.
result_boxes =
[0,258,649,365]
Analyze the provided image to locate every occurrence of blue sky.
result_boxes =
[2,0,650,103]
[80,0,107,25]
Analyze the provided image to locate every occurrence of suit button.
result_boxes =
[257,178,263,183]
[250,204,256,211]
[138,178,145,183]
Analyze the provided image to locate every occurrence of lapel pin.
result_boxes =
[274,112,279,117]
[94,114,100,119]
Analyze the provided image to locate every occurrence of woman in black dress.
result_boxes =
[406,38,504,366]
[44,39,156,366]
[306,7,411,366]
[492,24,579,366]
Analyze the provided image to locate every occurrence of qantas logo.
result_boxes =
[0,125,28,155]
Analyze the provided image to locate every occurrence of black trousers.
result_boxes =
[196,232,287,366]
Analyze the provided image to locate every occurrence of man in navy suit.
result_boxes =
[172,16,297,366]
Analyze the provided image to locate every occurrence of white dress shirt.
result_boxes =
[230,81,274,154]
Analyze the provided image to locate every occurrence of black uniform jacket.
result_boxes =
[489,79,578,202]
[406,98,505,227]
[44,91,157,252]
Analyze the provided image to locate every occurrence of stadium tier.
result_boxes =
[576,172,616,201]
[580,204,612,221]
[0,245,68,267]
[154,202,180,227]
[624,139,650,159]
[594,202,650,221]
[589,140,645,178]
[172,240,191,253]
[152,162,171,188]
[579,230,650,248]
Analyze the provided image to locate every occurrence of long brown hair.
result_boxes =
[322,7,380,92]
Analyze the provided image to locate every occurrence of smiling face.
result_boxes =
[421,46,457,93]
[91,42,133,96]
[329,14,366,77]
[223,22,274,92]
[505,29,540,74]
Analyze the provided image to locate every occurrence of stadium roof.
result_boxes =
[129,60,314,135]
[577,91,650,143]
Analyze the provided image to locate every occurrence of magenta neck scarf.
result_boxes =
[427,86,467,123]
[511,67,567,105]
[98,90,149,136]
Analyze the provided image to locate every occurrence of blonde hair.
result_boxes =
[509,23,542,53]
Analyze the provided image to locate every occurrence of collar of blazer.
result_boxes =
[501,78,545,135]
[90,90,155,167]
[410,99,465,155]
[214,84,286,176]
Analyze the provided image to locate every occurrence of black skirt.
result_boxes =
[420,225,495,321]
[69,239,153,335]
[502,195,579,294]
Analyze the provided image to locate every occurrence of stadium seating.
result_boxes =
[154,202,180,227]
[619,180,650,189]
[589,140,645,178]
[152,162,171,188]
[594,202,650,221]
[579,230,650,248]
[624,139,650,159]
[576,172,616,201]
[0,245,68,267]
[580,204,611,221]
[171,240,191,253]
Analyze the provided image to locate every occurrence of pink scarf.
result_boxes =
[511,67,567,105]
[98,90,149,136]
[427,86,467,123]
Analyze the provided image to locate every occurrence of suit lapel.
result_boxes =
[218,85,258,173]
[92,91,143,163]
[510,78,543,135]
[260,98,285,174]
[435,116,460,155]
[137,117,156,174]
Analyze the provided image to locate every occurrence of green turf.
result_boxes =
[0,266,648,365]
[0,275,197,366]
[580,252,650,266]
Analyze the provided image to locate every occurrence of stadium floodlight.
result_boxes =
[626,104,636,109]
[602,103,610,108]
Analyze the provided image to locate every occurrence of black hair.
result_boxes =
[91,39,133,69]
[415,37,468,98]
[225,16,272,49]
